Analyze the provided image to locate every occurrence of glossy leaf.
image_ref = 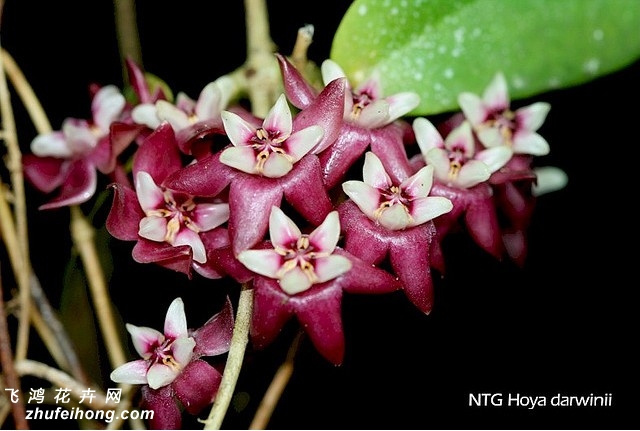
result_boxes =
[330,0,640,115]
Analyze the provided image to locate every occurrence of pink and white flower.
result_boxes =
[237,206,400,364]
[219,93,323,178]
[458,72,551,156]
[321,59,420,130]
[237,207,352,295]
[342,152,453,231]
[131,77,234,157]
[110,297,234,429]
[23,85,129,209]
[135,170,229,265]
[110,297,197,389]
[163,78,347,255]
[338,152,452,314]
[106,122,231,279]
[411,117,512,266]
[278,54,419,189]
[413,117,513,190]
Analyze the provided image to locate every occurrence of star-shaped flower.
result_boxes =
[342,152,453,231]
[108,58,171,155]
[23,84,129,209]
[132,76,235,158]
[412,117,513,265]
[455,72,556,266]
[237,206,351,295]
[219,93,323,178]
[458,72,551,156]
[414,117,513,190]
[237,206,400,364]
[163,77,347,255]
[106,122,230,279]
[110,297,234,429]
[278,54,419,190]
[339,152,452,313]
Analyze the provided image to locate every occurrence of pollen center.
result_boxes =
[250,128,293,174]
[275,235,326,284]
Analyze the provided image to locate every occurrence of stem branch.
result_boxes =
[69,205,127,370]
[0,269,29,430]
[202,285,253,430]
[13,359,117,410]
[249,329,304,430]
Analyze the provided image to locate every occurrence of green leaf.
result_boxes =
[330,0,640,115]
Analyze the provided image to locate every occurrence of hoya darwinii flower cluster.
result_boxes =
[22,54,564,427]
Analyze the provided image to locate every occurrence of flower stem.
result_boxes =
[202,284,253,430]
[243,0,281,118]
[0,49,52,135]
[112,0,143,84]
[249,329,304,430]
[0,39,31,365]
[0,269,28,430]
[13,359,117,410]
[69,205,127,370]
[0,49,91,385]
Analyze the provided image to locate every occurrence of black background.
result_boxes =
[1,1,639,429]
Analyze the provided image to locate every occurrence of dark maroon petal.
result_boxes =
[388,223,437,314]
[133,122,183,185]
[292,77,346,154]
[174,120,226,157]
[132,240,194,278]
[192,228,231,280]
[39,159,97,210]
[436,111,466,137]
[370,122,414,184]
[89,135,116,174]
[338,201,391,265]
[251,277,295,350]
[192,262,224,280]
[490,168,537,185]
[228,176,283,255]
[126,57,152,104]
[292,283,345,365]
[318,124,372,190]
[164,151,234,197]
[280,156,333,226]
[464,186,504,260]
[338,200,437,313]
[494,180,536,230]
[141,385,182,430]
[105,183,144,241]
[429,238,446,275]
[23,155,67,193]
[334,248,400,295]
[192,296,234,357]
[110,121,148,155]
[429,183,470,239]
[503,228,527,267]
[210,245,255,283]
[172,359,222,415]
[492,154,535,179]
[408,152,425,173]
[276,53,318,109]
[109,163,133,190]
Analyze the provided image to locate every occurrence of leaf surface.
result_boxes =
[331,0,640,115]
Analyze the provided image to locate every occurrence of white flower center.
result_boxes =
[151,337,182,371]
[374,185,412,223]
[274,235,328,284]
[146,190,200,243]
[483,108,516,144]
[250,127,293,173]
